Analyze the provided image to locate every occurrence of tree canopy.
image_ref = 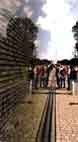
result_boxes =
[57,59,70,65]
[72,21,78,57]
[30,58,51,67]
[57,58,78,66]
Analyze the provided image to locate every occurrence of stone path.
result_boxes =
[2,85,78,142]
[56,88,78,142]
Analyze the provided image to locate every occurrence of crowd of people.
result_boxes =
[28,63,78,91]
[28,65,48,89]
[56,65,78,90]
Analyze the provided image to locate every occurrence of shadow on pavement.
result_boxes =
[55,89,72,95]
[32,89,49,94]
[69,102,78,105]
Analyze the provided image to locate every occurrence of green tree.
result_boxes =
[7,17,38,60]
[72,21,78,57]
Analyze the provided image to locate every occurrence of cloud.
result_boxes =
[37,0,76,60]
[0,0,46,21]
[0,0,23,37]
[0,0,77,60]
[37,28,51,58]
[25,0,46,22]
[66,0,78,20]
[0,0,22,11]
[0,0,47,37]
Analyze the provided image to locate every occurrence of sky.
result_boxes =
[0,0,78,61]
[37,0,78,61]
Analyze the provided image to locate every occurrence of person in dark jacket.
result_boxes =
[70,67,77,91]
[67,66,71,90]
[70,67,76,81]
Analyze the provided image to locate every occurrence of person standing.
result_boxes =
[28,66,34,94]
[60,67,66,88]
[48,65,56,90]
[33,66,39,89]
[67,66,71,90]
[70,67,77,93]
[43,66,48,88]
[56,65,60,88]
[40,65,44,88]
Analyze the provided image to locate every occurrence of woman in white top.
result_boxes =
[48,65,56,90]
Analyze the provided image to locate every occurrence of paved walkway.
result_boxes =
[56,88,78,142]
[2,85,78,142]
